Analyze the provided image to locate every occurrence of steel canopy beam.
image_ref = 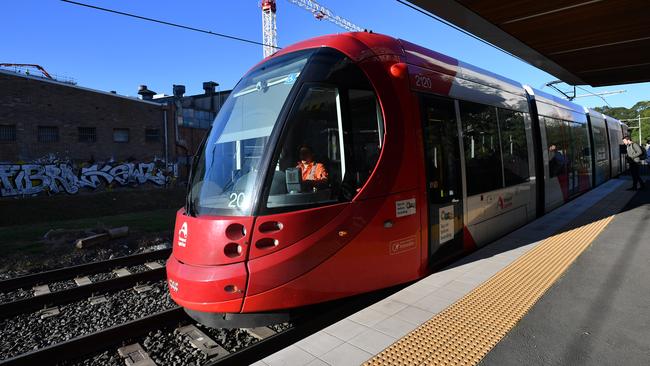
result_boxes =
[407,0,650,86]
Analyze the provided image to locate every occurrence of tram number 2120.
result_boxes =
[415,74,432,90]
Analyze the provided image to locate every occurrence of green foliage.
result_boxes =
[594,101,650,143]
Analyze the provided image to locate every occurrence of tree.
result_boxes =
[594,101,650,144]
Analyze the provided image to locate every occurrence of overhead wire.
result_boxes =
[60,0,281,50]
[576,85,611,106]
[395,0,534,67]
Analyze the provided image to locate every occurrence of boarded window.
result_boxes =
[78,127,97,143]
[113,128,129,143]
[0,125,16,142]
[145,128,160,142]
[38,126,59,143]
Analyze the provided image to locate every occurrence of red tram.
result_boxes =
[166,32,627,327]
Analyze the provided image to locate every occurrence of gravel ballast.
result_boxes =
[64,323,266,366]
[0,281,175,360]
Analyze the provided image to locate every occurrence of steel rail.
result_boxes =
[0,248,171,293]
[0,307,189,366]
[0,267,166,319]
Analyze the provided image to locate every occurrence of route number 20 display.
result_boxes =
[228,192,246,208]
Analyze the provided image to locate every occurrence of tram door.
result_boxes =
[420,96,464,262]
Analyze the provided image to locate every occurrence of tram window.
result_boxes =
[264,85,384,210]
[460,101,503,195]
[348,89,383,191]
[498,108,529,186]
[569,121,592,176]
[544,117,568,178]
[421,96,461,204]
[593,125,608,162]
[265,86,344,209]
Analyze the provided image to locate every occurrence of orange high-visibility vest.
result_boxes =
[297,161,328,182]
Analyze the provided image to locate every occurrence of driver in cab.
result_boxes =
[297,145,328,190]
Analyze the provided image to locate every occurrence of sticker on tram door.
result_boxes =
[396,198,416,217]
[389,236,417,255]
[439,206,454,244]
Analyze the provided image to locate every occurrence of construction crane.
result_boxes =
[287,0,364,32]
[261,0,365,58]
[0,63,53,79]
[261,1,278,58]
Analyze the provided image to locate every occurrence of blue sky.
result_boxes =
[3,0,648,108]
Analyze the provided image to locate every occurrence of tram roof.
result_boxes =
[273,32,526,97]
[407,0,650,86]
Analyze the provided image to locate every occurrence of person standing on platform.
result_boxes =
[623,135,646,190]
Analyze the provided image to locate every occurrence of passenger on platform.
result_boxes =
[623,135,646,190]
[296,145,328,190]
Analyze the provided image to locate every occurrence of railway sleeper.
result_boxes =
[32,284,50,296]
[113,268,132,277]
[144,262,163,270]
[177,324,230,359]
[89,295,108,305]
[74,276,92,286]
[245,326,276,340]
[133,285,153,294]
[38,306,60,319]
[117,343,157,366]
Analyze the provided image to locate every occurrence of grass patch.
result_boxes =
[0,208,177,255]
[0,187,185,227]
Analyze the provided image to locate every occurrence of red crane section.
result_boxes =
[0,63,54,79]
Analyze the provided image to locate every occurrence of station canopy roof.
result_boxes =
[409,0,650,86]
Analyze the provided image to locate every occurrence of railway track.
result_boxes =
[0,248,171,294]
[58,316,290,366]
[0,307,189,366]
[0,248,171,311]
[0,249,174,364]
[0,249,403,366]
[0,267,166,319]
[0,247,284,366]
[1,285,400,366]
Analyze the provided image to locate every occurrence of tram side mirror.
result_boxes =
[286,168,302,194]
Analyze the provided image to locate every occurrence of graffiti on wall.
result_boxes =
[0,161,177,197]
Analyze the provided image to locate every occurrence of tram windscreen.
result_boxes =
[188,50,314,216]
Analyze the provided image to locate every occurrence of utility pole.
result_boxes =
[621,116,650,145]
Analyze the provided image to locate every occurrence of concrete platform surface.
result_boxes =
[252,178,650,366]
[480,182,650,366]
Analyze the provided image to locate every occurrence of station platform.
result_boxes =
[253,177,650,366]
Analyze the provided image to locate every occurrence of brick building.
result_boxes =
[0,69,174,164]
[0,68,232,198]
[0,69,178,198]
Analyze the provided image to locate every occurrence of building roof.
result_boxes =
[0,69,163,106]
[408,0,650,86]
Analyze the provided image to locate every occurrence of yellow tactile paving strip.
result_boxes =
[365,213,616,366]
